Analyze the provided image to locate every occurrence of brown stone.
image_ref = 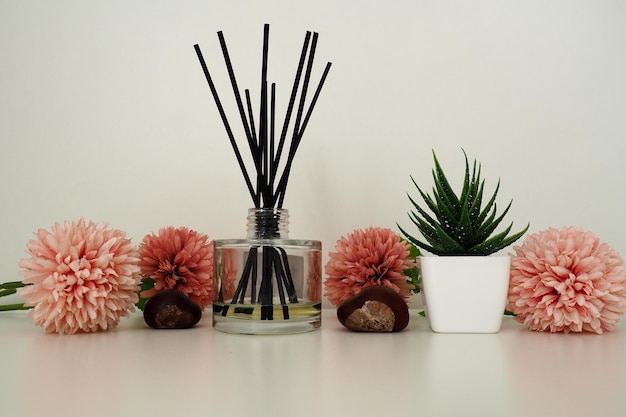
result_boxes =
[337,286,409,332]
[143,289,202,329]
[344,300,395,332]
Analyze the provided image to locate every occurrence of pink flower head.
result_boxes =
[324,227,416,306]
[508,227,626,334]
[218,247,239,302]
[307,250,322,302]
[139,226,213,310]
[18,219,141,335]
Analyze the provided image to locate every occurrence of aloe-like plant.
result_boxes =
[399,150,529,256]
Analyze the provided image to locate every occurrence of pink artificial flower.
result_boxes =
[139,226,213,310]
[508,227,626,334]
[324,227,416,306]
[307,250,322,302]
[18,219,141,335]
[218,247,239,302]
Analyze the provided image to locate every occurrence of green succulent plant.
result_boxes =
[398,150,529,256]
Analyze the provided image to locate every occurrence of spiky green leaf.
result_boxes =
[400,149,530,255]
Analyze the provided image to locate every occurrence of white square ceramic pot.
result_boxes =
[419,256,511,333]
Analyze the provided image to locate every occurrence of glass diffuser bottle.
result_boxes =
[195,24,331,334]
[213,208,321,334]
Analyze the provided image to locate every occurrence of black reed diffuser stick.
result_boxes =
[195,24,331,320]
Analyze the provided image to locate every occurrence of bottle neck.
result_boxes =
[246,208,290,239]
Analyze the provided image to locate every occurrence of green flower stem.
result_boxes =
[1,281,31,311]
[0,281,27,290]
[0,289,17,297]
[0,303,31,311]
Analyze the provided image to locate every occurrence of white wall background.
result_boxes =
[2,1,625,307]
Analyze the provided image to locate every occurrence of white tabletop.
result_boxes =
[1,309,625,417]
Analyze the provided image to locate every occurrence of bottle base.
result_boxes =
[212,302,322,335]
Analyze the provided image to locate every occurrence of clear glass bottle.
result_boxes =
[212,208,322,334]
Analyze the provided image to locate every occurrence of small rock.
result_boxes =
[337,286,409,332]
[143,289,202,329]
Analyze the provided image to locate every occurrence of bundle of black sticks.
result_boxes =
[194,24,331,209]
[194,24,331,320]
